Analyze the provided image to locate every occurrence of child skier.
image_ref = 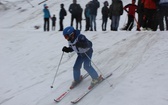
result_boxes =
[62,26,101,89]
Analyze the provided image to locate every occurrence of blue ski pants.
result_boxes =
[73,48,98,82]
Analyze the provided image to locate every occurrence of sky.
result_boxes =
[0,0,168,105]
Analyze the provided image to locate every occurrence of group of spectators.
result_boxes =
[43,0,168,32]
[135,0,168,31]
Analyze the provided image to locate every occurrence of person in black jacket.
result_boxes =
[101,1,109,31]
[69,0,82,30]
[89,0,100,31]
[59,3,67,31]
[137,0,144,30]
[84,3,91,31]
[77,5,83,30]
[158,0,168,31]
[109,0,123,31]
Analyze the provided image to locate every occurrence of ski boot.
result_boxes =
[88,75,103,90]
[70,75,83,89]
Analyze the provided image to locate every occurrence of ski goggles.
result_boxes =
[64,32,74,40]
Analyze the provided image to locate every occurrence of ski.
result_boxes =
[71,73,112,104]
[54,73,89,102]
[54,89,70,102]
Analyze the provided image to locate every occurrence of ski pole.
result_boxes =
[127,22,133,31]
[134,16,141,31]
[51,51,64,88]
[84,52,113,87]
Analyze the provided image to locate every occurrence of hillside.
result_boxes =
[0,0,168,105]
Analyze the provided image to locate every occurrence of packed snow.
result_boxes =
[0,0,168,105]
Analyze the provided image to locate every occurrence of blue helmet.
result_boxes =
[63,26,75,36]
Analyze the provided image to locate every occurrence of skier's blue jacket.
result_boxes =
[67,30,92,55]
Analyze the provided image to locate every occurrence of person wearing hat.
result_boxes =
[62,26,100,89]
[43,4,51,31]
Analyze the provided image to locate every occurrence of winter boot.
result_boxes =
[88,75,103,90]
[70,75,83,89]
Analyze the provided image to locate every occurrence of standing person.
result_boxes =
[69,0,82,30]
[62,26,101,89]
[109,0,123,31]
[101,1,109,31]
[141,0,157,30]
[84,2,91,31]
[59,3,67,31]
[122,0,138,31]
[43,4,51,31]
[137,0,144,30]
[158,0,168,31]
[77,5,83,30]
[89,0,100,31]
[51,14,56,31]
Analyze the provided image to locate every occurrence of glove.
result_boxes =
[62,46,73,53]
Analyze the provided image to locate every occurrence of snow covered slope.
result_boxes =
[0,0,168,105]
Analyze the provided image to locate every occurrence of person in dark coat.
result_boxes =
[122,0,138,31]
[77,5,83,30]
[89,0,100,31]
[51,14,56,31]
[59,3,67,31]
[137,0,144,30]
[141,0,157,30]
[109,0,123,31]
[101,1,109,31]
[158,0,168,31]
[43,4,51,31]
[84,3,91,31]
[69,0,82,30]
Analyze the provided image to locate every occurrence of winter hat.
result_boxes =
[43,4,47,8]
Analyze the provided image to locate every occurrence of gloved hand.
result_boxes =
[62,46,68,52]
[62,46,72,53]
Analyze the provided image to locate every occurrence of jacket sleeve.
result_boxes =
[123,4,129,13]
[69,4,72,13]
[120,1,124,15]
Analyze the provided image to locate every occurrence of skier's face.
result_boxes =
[64,33,75,41]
